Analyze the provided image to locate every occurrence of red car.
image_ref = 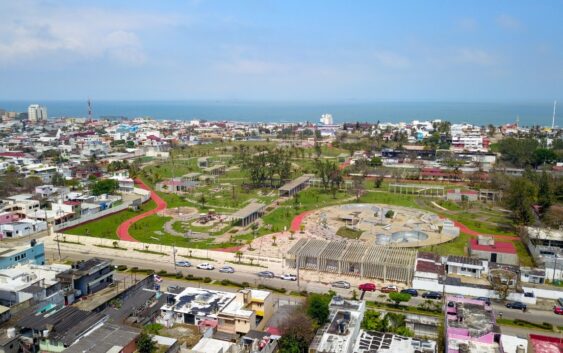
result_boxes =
[359,283,376,292]
[554,306,563,315]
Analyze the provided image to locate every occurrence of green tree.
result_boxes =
[388,292,411,306]
[361,310,387,331]
[279,307,316,353]
[92,179,119,196]
[51,172,66,186]
[537,170,553,210]
[198,194,206,208]
[532,148,558,168]
[370,156,383,167]
[137,332,156,353]
[306,293,331,326]
[504,177,537,225]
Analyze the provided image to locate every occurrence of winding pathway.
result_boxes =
[116,179,167,242]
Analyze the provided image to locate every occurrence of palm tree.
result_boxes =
[235,251,243,263]
[272,235,277,246]
[198,194,206,209]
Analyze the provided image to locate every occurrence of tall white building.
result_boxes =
[28,104,48,122]
[320,113,333,125]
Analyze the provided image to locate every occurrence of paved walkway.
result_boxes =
[116,179,167,241]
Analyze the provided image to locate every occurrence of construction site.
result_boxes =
[285,238,417,283]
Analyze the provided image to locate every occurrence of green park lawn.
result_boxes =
[359,191,418,208]
[419,233,471,256]
[129,214,250,249]
[63,200,156,239]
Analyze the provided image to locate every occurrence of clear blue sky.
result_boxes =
[1,0,562,101]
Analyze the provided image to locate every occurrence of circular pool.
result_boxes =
[375,231,428,245]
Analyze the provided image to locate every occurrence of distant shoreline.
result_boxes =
[0,100,558,126]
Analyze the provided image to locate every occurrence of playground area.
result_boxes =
[301,203,460,248]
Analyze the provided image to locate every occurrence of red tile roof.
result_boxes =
[416,260,444,275]
[0,152,26,158]
[469,238,516,254]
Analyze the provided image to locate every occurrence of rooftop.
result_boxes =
[230,202,266,220]
[63,323,140,353]
[353,330,437,353]
[162,287,236,318]
[469,238,517,255]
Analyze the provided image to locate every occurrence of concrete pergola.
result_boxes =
[388,183,445,197]
[229,202,266,226]
[278,174,315,197]
[286,239,417,283]
[204,164,226,176]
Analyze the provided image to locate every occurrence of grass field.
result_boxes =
[129,213,250,249]
[419,233,470,256]
[336,226,363,239]
[63,200,157,239]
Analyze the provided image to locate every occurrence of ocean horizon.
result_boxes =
[0,100,559,127]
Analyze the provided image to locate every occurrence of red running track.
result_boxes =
[116,179,167,242]
[290,210,313,232]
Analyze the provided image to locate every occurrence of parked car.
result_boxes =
[331,281,351,289]
[280,274,297,281]
[380,285,399,293]
[553,306,563,315]
[505,301,527,310]
[359,283,377,292]
[401,288,418,297]
[476,297,491,305]
[196,263,215,270]
[257,271,275,278]
[153,274,163,283]
[422,291,442,300]
[176,261,191,267]
[219,266,235,273]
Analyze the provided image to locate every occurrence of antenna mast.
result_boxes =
[552,100,557,129]
[88,98,93,123]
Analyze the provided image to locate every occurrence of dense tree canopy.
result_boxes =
[92,179,119,196]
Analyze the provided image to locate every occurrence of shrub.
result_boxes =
[175,272,183,279]
[385,210,395,218]
[116,265,128,271]
[203,277,212,283]
[157,270,168,276]
[221,279,231,286]
[186,274,194,279]
[241,282,250,288]
[130,267,139,272]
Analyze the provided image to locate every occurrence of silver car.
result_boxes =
[219,266,235,273]
[331,281,351,289]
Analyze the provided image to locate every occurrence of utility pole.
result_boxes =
[296,254,300,290]
[173,244,177,271]
[553,100,557,129]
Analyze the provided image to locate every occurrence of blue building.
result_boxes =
[0,241,45,269]
[56,258,114,304]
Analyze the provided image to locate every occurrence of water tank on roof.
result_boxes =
[6,327,16,338]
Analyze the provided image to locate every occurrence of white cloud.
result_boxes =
[455,48,496,66]
[373,50,411,69]
[0,1,180,65]
[496,14,521,30]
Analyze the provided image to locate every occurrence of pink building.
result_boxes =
[0,212,21,225]
[445,296,498,353]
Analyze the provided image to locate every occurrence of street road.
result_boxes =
[48,248,563,327]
